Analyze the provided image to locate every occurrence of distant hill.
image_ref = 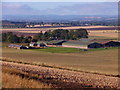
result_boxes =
[2,15,117,22]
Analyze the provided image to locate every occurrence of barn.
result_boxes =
[88,42,103,48]
[62,39,104,49]
[47,40,66,45]
[8,44,27,49]
[104,41,120,47]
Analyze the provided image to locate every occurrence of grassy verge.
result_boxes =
[2,67,52,88]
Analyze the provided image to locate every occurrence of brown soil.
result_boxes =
[1,61,119,89]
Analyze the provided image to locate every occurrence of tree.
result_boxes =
[12,35,20,43]
[33,31,44,40]
[19,35,24,43]
[2,33,7,42]
[75,29,88,38]
[26,36,32,42]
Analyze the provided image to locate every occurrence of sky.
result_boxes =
[2,2,118,16]
[2,0,119,2]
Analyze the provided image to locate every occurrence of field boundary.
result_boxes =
[1,58,119,78]
[1,60,119,89]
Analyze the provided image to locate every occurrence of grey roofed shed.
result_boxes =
[62,40,103,49]
[46,40,66,45]
[62,40,92,49]
[8,44,27,49]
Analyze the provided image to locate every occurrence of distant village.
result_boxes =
[8,39,120,50]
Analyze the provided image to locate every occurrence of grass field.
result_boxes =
[2,45,118,75]
[30,47,83,53]
[29,46,118,53]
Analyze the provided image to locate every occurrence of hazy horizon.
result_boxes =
[2,2,118,16]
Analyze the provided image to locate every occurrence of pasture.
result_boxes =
[2,46,118,75]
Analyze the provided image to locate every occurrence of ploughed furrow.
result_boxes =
[2,61,119,89]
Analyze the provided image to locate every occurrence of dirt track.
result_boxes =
[2,61,119,89]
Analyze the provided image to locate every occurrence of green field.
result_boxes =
[2,44,118,76]
[30,47,82,53]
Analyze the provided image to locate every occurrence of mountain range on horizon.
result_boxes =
[2,15,118,22]
[2,2,118,16]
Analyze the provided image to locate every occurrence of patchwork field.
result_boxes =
[2,46,118,75]
[1,25,119,88]
[1,26,118,38]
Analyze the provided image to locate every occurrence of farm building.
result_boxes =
[8,44,27,49]
[88,42,103,48]
[29,42,47,48]
[62,40,104,49]
[47,40,66,45]
[29,42,37,47]
[104,41,120,47]
[37,42,47,48]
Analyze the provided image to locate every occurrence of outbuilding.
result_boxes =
[104,41,120,47]
[8,44,27,49]
[47,40,66,45]
[88,42,103,48]
[29,42,37,47]
[37,42,47,48]
[62,40,104,49]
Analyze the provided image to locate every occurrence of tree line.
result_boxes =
[2,29,88,43]
[2,20,117,29]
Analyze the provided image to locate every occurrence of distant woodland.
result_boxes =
[2,29,88,43]
[2,20,117,28]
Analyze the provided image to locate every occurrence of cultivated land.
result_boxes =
[2,71,51,88]
[2,45,118,75]
[1,26,118,38]
[1,26,119,88]
[2,61,119,89]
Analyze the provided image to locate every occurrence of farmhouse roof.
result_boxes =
[8,44,24,48]
[47,40,66,44]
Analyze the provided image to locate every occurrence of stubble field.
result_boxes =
[2,46,118,76]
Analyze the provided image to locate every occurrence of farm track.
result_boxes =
[1,61,119,89]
